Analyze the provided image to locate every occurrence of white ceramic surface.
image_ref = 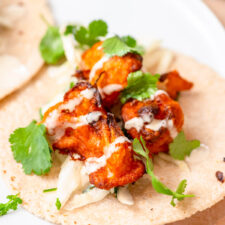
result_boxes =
[0,0,225,224]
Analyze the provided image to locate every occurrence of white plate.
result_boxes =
[1,0,225,224]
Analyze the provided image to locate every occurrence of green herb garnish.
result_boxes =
[169,131,201,160]
[102,35,143,57]
[69,82,75,89]
[39,26,65,64]
[121,35,137,47]
[9,120,52,175]
[170,179,188,206]
[55,198,61,210]
[43,188,57,193]
[133,137,194,206]
[0,194,22,216]
[120,71,160,103]
[64,19,108,48]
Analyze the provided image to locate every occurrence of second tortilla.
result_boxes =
[0,0,53,100]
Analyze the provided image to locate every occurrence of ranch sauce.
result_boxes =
[124,91,178,138]
[101,84,123,95]
[85,137,130,174]
[43,87,101,143]
[89,56,109,82]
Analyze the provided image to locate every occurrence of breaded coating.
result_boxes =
[41,82,144,190]
[76,41,142,108]
[158,70,193,99]
[121,93,184,155]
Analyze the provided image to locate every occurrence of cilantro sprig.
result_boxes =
[0,194,22,216]
[9,121,52,175]
[102,35,143,57]
[39,26,65,64]
[169,131,201,160]
[133,137,194,206]
[120,71,160,103]
[40,19,144,64]
[121,35,137,48]
[64,19,108,48]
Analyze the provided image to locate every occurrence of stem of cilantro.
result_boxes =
[39,14,51,27]
[133,137,194,206]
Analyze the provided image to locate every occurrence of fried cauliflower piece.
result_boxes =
[157,70,193,99]
[121,92,184,155]
[76,41,142,108]
[41,82,144,190]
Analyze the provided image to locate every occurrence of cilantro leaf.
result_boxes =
[64,19,108,48]
[55,198,61,210]
[9,121,52,175]
[133,137,194,206]
[39,26,65,64]
[102,35,143,57]
[74,26,89,45]
[0,194,22,216]
[69,81,75,89]
[120,71,160,103]
[121,35,136,47]
[169,131,201,160]
[64,25,76,35]
[88,20,108,38]
[170,179,187,206]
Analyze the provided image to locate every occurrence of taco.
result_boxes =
[0,19,225,225]
[0,0,53,100]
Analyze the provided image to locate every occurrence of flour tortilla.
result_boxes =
[0,0,53,100]
[0,53,225,225]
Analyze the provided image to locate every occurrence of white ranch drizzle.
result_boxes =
[89,56,109,82]
[60,97,82,113]
[45,111,102,143]
[150,90,168,100]
[124,91,177,138]
[80,88,95,99]
[44,87,102,143]
[125,116,177,138]
[41,92,65,115]
[142,113,152,123]
[145,119,167,131]
[117,186,134,205]
[63,112,102,130]
[64,187,109,210]
[101,84,123,95]
[125,117,144,132]
[167,119,178,138]
[185,144,210,164]
[85,136,130,174]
